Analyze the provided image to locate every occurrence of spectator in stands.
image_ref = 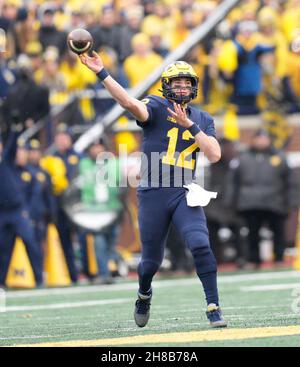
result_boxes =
[143,0,156,17]
[35,46,64,89]
[118,6,144,63]
[0,0,19,57]
[170,8,196,50]
[92,46,128,118]
[38,6,67,56]
[257,6,286,78]
[51,1,69,32]
[123,32,162,95]
[14,4,37,55]
[0,54,50,130]
[68,7,85,31]
[141,0,174,50]
[255,6,299,112]
[35,46,67,106]
[90,5,121,58]
[148,28,169,58]
[59,50,97,121]
[0,0,18,33]
[201,39,233,114]
[229,1,258,37]
[25,1,40,43]
[218,20,275,114]
[225,129,300,268]
[26,41,43,76]
[84,4,101,39]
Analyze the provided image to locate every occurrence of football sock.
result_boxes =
[198,271,219,306]
[137,260,159,295]
[191,247,219,306]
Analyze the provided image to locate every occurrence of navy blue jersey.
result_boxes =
[29,165,56,221]
[15,165,36,208]
[0,130,25,210]
[136,95,216,189]
[54,149,81,182]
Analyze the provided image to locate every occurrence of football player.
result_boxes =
[80,51,227,328]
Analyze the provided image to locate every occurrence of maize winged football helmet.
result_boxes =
[161,61,199,104]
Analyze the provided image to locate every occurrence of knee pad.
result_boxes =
[182,223,210,252]
[181,224,217,274]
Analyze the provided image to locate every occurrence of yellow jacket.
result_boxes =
[281,6,300,42]
[123,52,163,96]
[217,40,238,74]
[59,58,97,120]
[40,156,69,195]
[256,31,288,77]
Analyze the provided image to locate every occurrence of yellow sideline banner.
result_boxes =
[6,238,36,288]
[44,224,72,286]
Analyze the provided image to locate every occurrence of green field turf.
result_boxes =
[1,269,300,347]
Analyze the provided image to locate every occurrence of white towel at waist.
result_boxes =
[183,183,217,207]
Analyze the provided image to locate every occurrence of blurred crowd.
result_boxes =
[1,0,300,287]
[1,0,300,122]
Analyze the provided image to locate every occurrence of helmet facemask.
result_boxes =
[161,76,198,104]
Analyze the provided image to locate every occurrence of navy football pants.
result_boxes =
[137,187,219,306]
[0,208,43,285]
[56,207,78,283]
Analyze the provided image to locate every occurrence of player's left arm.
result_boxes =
[167,102,221,163]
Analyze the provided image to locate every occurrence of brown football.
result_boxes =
[67,28,93,55]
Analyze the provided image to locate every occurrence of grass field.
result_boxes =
[1,269,300,347]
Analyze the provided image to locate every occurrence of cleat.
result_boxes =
[206,303,227,328]
[134,293,152,328]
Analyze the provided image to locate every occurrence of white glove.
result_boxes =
[183,183,217,207]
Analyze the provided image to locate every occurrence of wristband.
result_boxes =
[96,68,110,81]
[188,123,201,136]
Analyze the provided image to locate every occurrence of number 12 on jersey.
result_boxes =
[162,127,198,170]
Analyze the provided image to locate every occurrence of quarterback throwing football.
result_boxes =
[80,50,227,328]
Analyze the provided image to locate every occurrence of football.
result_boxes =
[67,28,93,55]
